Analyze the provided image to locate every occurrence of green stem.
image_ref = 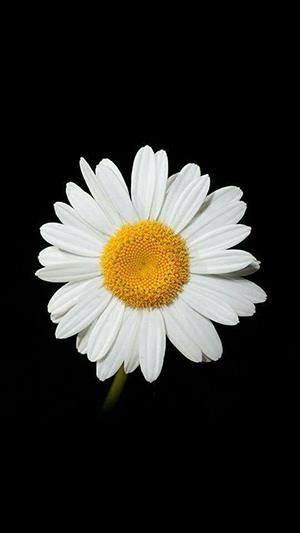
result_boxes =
[101,365,128,414]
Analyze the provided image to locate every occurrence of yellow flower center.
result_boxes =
[101,220,190,309]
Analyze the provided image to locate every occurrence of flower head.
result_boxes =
[36,146,266,382]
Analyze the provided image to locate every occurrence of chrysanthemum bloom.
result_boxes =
[36,146,266,382]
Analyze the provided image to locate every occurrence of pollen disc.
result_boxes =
[101,220,190,308]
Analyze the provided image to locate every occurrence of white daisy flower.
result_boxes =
[36,146,266,383]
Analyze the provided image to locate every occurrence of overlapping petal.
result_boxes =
[87,298,125,362]
[40,223,104,256]
[96,308,140,381]
[139,309,166,382]
[190,249,256,275]
[159,164,209,232]
[55,286,112,339]
[96,162,138,223]
[35,261,100,282]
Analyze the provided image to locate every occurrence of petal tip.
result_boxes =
[140,144,154,155]
[145,375,156,383]
[55,326,63,339]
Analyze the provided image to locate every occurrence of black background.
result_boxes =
[3,10,296,480]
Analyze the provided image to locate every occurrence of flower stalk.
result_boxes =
[101,365,128,414]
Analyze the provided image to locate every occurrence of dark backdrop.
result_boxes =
[3,16,296,471]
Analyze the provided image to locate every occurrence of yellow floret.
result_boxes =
[101,220,190,308]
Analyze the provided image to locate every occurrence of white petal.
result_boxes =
[50,288,98,326]
[56,286,112,339]
[166,298,222,361]
[203,186,243,210]
[188,224,251,254]
[35,261,100,282]
[131,145,156,219]
[76,320,97,354]
[166,162,202,192]
[147,150,168,219]
[79,157,122,228]
[162,303,202,363]
[96,162,138,222]
[124,340,140,373]
[50,311,64,324]
[40,223,103,257]
[166,173,178,192]
[181,201,247,241]
[139,309,166,382]
[48,277,103,314]
[123,309,141,373]
[38,246,75,266]
[87,298,125,362]
[96,307,140,381]
[181,281,239,325]
[225,260,261,277]
[54,202,101,238]
[160,164,200,211]
[190,249,256,275]
[96,350,124,382]
[162,302,203,362]
[159,166,209,232]
[188,274,256,317]
[66,182,114,235]
[170,162,200,185]
[222,277,267,304]
[99,158,127,193]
